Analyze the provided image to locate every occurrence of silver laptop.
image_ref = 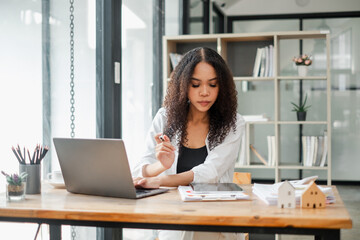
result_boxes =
[53,138,168,199]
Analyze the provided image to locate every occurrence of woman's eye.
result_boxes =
[192,84,200,88]
[210,84,217,88]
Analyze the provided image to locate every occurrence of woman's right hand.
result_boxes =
[154,133,175,170]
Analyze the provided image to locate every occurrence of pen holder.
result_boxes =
[19,164,41,194]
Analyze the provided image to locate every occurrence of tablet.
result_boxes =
[190,183,243,193]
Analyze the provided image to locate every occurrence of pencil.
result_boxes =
[28,150,32,164]
[31,147,36,164]
[11,146,22,164]
[40,146,49,162]
[16,145,24,164]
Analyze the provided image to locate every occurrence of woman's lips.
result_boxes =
[198,101,210,107]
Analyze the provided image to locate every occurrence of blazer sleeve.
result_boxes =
[131,108,167,178]
[191,114,245,183]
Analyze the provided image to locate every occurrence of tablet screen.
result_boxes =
[190,183,243,192]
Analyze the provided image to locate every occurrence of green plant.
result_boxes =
[1,171,27,186]
[292,54,312,66]
[291,94,311,112]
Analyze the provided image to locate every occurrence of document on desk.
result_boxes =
[252,176,335,205]
[178,185,250,202]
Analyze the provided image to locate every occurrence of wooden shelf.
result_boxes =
[278,76,327,80]
[278,121,327,125]
[233,77,274,81]
[278,165,328,170]
[235,164,275,169]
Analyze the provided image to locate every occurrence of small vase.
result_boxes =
[297,111,307,121]
[6,182,26,201]
[297,65,308,77]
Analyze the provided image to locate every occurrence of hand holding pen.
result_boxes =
[155,133,175,170]
[11,144,49,165]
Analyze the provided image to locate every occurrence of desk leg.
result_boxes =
[49,224,62,240]
[315,229,340,240]
[102,228,123,240]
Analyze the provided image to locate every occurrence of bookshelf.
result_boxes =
[163,31,331,185]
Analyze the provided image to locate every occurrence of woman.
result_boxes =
[132,47,245,240]
[133,47,244,189]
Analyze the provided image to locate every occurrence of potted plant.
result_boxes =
[292,54,312,77]
[2,171,27,201]
[291,94,311,121]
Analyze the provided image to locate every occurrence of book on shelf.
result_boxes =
[266,136,275,166]
[252,48,263,77]
[169,53,183,70]
[320,131,328,167]
[259,48,266,77]
[252,45,274,77]
[264,46,270,77]
[271,136,276,166]
[268,45,274,77]
[302,131,328,167]
[250,144,268,165]
[315,136,324,166]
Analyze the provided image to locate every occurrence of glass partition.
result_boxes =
[303,18,360,181]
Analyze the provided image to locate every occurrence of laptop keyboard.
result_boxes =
[135,188,168,198]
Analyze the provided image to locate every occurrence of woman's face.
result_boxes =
[188,62,219,113]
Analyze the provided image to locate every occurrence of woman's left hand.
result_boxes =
[133,176,161,189]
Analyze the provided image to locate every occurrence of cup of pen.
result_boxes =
[19,163,41,194]
[12,144,48,195]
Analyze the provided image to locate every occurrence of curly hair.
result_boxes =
[163,47,238,150]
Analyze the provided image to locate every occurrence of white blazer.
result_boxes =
[132,108,245,183]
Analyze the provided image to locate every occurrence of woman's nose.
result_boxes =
[200,86,210,96]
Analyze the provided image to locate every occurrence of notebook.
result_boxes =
[53,138,169,199]
[178,184,249,202]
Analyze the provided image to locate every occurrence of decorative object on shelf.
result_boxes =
[292,54,312,77]
[2,171,27,201]
[297,65,308,77]
[291,94,311,121]
[11,144,49,194]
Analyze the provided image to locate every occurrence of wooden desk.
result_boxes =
[0,184,352,240]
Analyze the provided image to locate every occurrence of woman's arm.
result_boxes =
[132,108,177,178]
[134,170,194,188]
[142,134,175,177]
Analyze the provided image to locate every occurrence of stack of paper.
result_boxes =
[252,176,335,205]
[178,186,250,202]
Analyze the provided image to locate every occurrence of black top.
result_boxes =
[176,144,208,174]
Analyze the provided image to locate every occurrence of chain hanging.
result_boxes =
[70,0,77,239]
[70,0,76,139]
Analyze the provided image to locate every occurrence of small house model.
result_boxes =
[301,181,326,209]
[278,180,296,208]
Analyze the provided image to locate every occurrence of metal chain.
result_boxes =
[70,1,77,239]
[70,0,76,139]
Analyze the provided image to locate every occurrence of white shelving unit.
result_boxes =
[163,31,331,185]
